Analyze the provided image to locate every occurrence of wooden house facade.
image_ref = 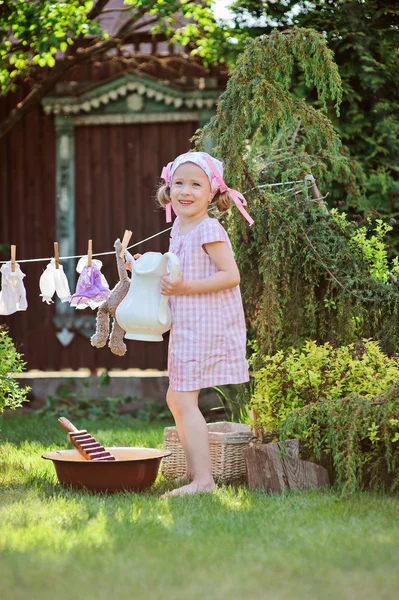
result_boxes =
[0,51,225,370]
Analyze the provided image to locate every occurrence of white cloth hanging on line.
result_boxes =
[69,256,110,310]
[0,261,28,315]
[39,259,71,304]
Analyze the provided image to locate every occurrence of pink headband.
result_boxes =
[160,152,254,226]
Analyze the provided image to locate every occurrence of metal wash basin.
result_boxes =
[42,447,171,493]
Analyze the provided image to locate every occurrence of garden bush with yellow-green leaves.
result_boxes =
[278,383,399,493]
[251,339,399,432]
[251,339,399,492]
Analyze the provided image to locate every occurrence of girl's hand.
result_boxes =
[161,272,185,296]
[125,254,141,271]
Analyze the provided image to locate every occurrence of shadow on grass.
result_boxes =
[1,462,254,512]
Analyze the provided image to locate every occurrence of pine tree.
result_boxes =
[228,0,399,215]
[195,29,399,358]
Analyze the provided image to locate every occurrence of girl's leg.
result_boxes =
[165,386,215,496]
[166,387,194,482]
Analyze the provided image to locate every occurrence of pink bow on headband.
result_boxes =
[161,162,178,222]
[161,163,173,187]
[204,156,254,227]
[161,163,177,222]
[160,157,254,226]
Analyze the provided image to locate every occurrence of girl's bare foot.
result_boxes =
[174,473,193,486]
[163,480,216,497]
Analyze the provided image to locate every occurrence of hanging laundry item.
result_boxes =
[0,261,28,315]
[69,257,110,310]
[39,259,71,305]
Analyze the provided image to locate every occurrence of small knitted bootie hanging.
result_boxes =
[69,257,110,310]
[0,261,28,315]
[39,259,71,305]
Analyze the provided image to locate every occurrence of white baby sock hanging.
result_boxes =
[39,259,71,304]
[0,261,28,315]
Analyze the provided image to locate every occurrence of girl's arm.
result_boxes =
[161,242,240,296]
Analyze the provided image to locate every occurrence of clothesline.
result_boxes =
[1,176,321,266]
[0,225,174,315]
[0,226,173,265]
[0,175,315,265]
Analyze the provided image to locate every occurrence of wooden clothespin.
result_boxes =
[119,230,132,258]
[11,245,16,273]
[87,239,92,267]
[54,242,59,269]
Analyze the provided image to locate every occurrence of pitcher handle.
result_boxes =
[158,252,180,326]
[124,249,134,268]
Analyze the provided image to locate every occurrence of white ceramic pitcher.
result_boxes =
[115,250,180,342]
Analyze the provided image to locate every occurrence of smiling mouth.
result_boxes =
[178,200,194,205]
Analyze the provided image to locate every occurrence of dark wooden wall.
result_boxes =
[0,62,198,371]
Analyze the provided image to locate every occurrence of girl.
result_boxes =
[159,151,253,496]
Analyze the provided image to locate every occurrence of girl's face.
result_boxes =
[170,162,212,222]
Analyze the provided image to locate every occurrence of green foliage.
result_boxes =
[251,339,399,433]
[37,379,130,420]
[136,400,173,423]
[38,377,132,420]
[0,326,30,412]
[150,0,235,66]
[0,0,102,93]
[279,382,399,493]
[211,384,250,423]
[195,30,399,355]
[0,0,224,96]
[198,28,343,183]
[330,209,399,283]
[228,0,399,216]
[38,373,172,422]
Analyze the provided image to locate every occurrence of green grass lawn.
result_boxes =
[1,413,398,600]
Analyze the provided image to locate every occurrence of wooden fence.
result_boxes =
[0,61,199,370]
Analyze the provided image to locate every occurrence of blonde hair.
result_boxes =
[156,184,233,214]
[156,184,171,208]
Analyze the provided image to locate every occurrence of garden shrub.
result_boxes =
[330,210,399,284]
[195,31,399,357]
[38,375,133,420]
[251,339,399,432]
[0,326,30,412]
[212,384,250,423]
[38,373,172,422]
[279,383,399,493]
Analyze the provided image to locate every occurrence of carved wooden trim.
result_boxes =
[42,73,220,115]
[73,111,199,126]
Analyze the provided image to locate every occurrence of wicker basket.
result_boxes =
[161,421,255,483]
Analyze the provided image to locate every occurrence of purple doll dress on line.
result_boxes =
[69,257,110,310]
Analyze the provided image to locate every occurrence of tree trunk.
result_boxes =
[244,439,330,493]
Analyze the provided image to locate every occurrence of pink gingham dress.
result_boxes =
[168,216,249,391]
